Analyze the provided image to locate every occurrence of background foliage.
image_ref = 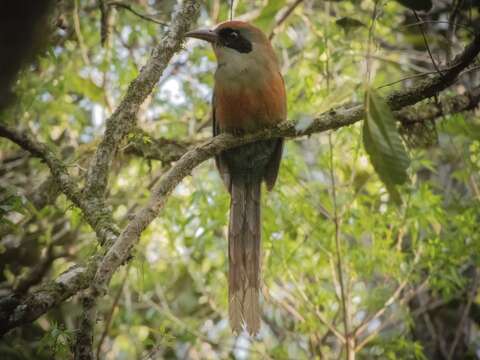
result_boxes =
[1,0,480,359]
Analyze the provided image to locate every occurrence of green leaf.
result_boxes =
[254,0,287,33]
[363,89,410,203]
[395,0,432,12]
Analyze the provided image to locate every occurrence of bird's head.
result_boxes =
[185,21,278,77]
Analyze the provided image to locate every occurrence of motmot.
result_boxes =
[186,21,286,335]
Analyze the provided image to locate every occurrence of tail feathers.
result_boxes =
[228,178,262,335]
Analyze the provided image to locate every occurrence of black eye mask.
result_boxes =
[217,28,253,54]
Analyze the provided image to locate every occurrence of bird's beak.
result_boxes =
[185,29,218,43]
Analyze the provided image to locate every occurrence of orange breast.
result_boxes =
[214,71,286,133]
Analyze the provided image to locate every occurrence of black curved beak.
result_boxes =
[185,29,218,43]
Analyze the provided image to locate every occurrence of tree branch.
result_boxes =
[123,89,480,164]
[93,32,480,294]
[107,1,168,26]
[396,88,480,124]
[1,28,480,339]
[123,128,193,164]
[0,128,76,196]
[84,0,200,200]
[354,279,430,352]
[73,290,97,360]
[268,0,304,40]
[72,3,200,357]
[0,259,98,336]
[0,1,200,339]
[328,134,352,356]
[447,269,479,360]
[0,125,119,246]
[386,32,480,110]
[2,85,474,338]
[353,252,422,338]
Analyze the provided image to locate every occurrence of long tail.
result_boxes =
[228,177,262,335]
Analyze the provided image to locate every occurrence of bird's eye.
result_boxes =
[229,31,239,39]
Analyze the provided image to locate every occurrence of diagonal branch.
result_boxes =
[0,126,82,203]
[0,259,98,336]
[84,0,200,201]
[121,90,480,164]
[269,0,304,40]
[3,86,476,337]
[2,29,480,339]
[447,269,479,360]
[1,0,200,249]
[108,1,168,26]
[354,279,430,352]
[395,88,480,124]
[123,128,193,163]
[93,32,480,294]
[353,251,422,338]
[73,2,200,357]
[0,125,118,245]
[386,31,480,110]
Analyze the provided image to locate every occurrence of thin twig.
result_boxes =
[99,0,114,46]
[284,271,346,343]
[365,0,379,87]
[84,0,199,203]
[354,279,429,352]
[3,83,479,337]
[0,124,119,245]
[269,0,304,40]
[447,0,465,61]
[402,19,473,35]
[413,10,445,77]
[73,0,91,66]
[328,133,351,359]
[270,289,305,322]
[354,251,422,337]
[377,64,480,90]
[93,29,480,294]
[324,0,331,91]
[3,20,480,338]
[96,265,130,358]
[108,1,168,26]
[144,286,273,359]
[14,244,58,294]
[447,269,479,359]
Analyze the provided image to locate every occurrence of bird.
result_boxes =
[185,21,286,335]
